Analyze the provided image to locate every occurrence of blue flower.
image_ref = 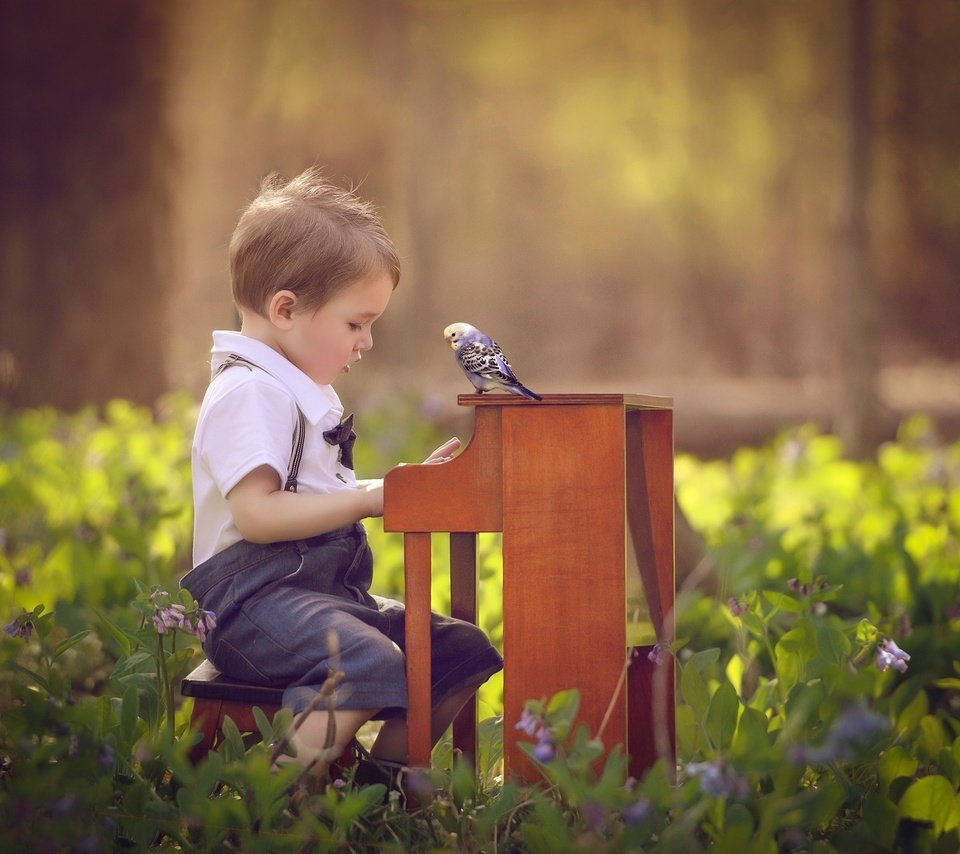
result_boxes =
[685,759,748,799]
[531,736,556,763]
[793,704,889,763]
[875,638,910,673]
[515,708,540,736]
[3,617,32,641]
[623,797,651,826]
[647,642,670,666]
[580,800,606,831]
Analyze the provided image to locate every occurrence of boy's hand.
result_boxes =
[354,479,384,517]
[422,437,461,465]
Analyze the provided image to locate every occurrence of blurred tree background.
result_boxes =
[2,0,958,457]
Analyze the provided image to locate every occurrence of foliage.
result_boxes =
[2,402,960,850]
[0,396,195,614]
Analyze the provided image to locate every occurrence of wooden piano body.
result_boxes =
[383,393,675,781]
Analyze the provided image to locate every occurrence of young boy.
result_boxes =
[180,168,503,775]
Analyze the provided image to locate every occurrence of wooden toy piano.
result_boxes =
[383,392,675,782]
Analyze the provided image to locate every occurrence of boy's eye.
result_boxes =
[348,323,362,331]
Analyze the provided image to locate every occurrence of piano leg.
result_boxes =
[404,532,433,767]
[450,532,479,769]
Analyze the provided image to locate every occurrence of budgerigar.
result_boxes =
[443,322,543,401]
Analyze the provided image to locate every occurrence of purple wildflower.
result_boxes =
[623,797,651,826]
[531,734,556,763]
[647,642,670,666]
[515,708,541,737]
[581,800,606,831]
[51,793,78,818]
[727,597,749,617]
[685,759,749,800]
[791,704,889,764]
[4,617,32,641]
[97,743,116,768]
[516,706,556,762]
[153,603,187,634]
[193,609,217,643]
[875,638,910,673]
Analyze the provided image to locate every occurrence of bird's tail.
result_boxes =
[516,384,543,402]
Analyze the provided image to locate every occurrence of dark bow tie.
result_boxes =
[323,413,356,470]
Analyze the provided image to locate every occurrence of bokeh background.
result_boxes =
[2,0,958,457]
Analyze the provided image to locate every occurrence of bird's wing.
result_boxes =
[459,340,521,386]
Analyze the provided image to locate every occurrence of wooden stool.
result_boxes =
[181,661,365,770]
[181,659,283,762]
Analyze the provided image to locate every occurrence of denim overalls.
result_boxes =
[181,356,502,715]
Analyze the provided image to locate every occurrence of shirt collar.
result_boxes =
[210,330,342,425]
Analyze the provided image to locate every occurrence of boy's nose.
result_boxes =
[359,330,373,351]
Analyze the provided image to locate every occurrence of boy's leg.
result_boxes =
[370,682,483,763]
[281,707,379,769]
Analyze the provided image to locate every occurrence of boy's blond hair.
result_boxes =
[229,167,400,315]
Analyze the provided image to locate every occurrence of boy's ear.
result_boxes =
[267,290,298,328]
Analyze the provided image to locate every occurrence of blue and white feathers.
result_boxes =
[443,322,542,401]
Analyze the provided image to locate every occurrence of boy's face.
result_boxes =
[282,271,394,385]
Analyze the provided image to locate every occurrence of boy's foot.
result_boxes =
[348,739,406,791]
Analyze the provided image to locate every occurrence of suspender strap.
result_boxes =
[215,353,306,493]
[284,408,305,493]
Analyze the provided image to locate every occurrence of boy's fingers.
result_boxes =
[432,437,461,456]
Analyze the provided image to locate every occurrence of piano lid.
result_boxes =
[457,392,673,409]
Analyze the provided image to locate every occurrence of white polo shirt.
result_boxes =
[191,330,356,566]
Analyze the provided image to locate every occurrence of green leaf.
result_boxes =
[687,648,722,671]
[731,706,772,763]
[763,591,805,613]
[546,687,580,718]
[717,802,755,848]
[879,746,918,796]
[252,705,272,742]
[705,681,740,751]
[220,715,247,761]
[675,702,705,758]
[96,609,133,658]
[898,775,960,836]
[119,684,140,752]
[681,661,711,720]
[52,629,91,660]
[860,791,899,849]
[896,690,929,736]
[738,611,766,638]
[451,756,477,804]
[940,745,960,790]
[813,621,851,664]
[6,660,50,693]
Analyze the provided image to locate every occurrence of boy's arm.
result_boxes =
[227,465,383,544]
[227,438,460,544]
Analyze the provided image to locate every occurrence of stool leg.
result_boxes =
[404,533,433,767]
[188,698,223,763]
